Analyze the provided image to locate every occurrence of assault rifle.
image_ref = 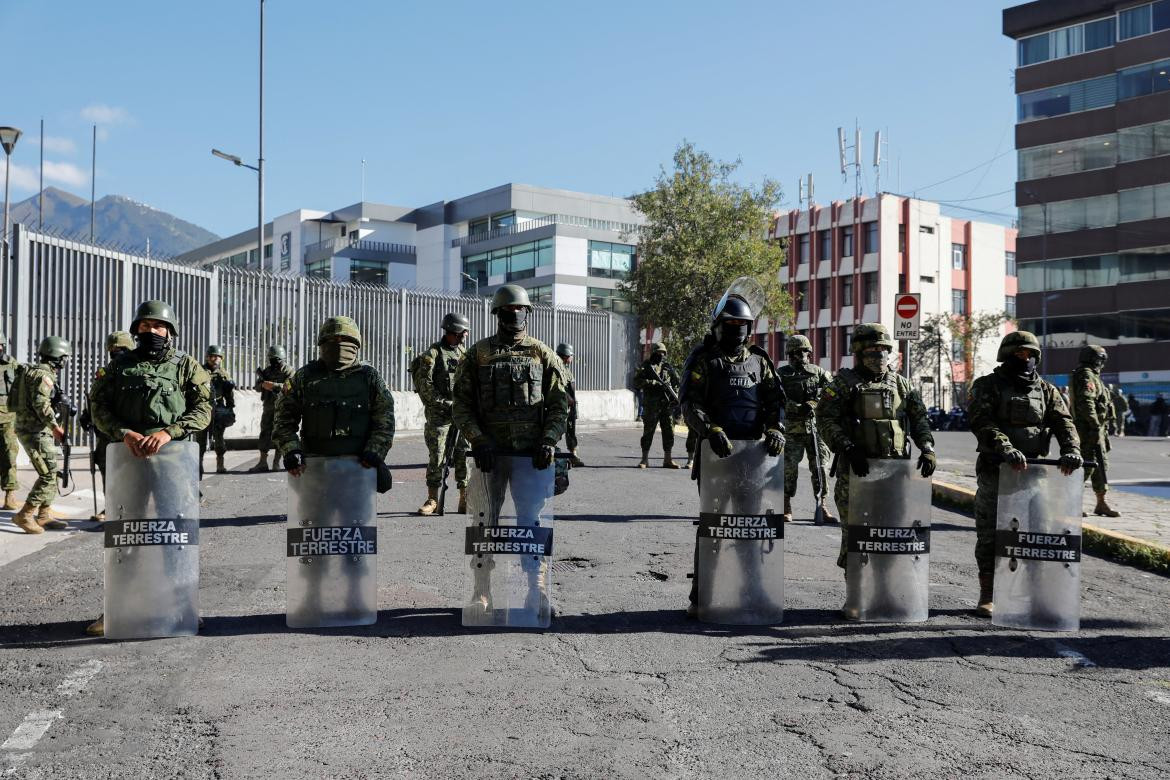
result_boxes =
[53,386,78,495]
[435,427,464,516]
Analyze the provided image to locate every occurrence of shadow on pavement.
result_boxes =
[559,513,692,523]
[200,513,285,528]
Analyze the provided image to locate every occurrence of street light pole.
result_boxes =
[258,0,265,271]
[461,272,479,298]
[0,126,22,263]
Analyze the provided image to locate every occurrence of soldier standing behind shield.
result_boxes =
[198,345,236,475]
[10,337,73,534]
[79,332,135,520]
[968,330,1081,617]
[556,342,585,467]
[415,313,470,516]
[86,300,212,636]
[777,334,835,524]
[249,345,294,472]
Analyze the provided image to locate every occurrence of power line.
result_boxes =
[909,149,1015,194]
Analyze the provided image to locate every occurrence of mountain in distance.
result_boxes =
[1,187,219,257]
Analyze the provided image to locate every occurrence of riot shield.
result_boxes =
[844,459,932,622]
[695,440,785,625]
[463,455,555,629]
[992,463,1083,632]
[103,441,200,640]
[287,456,378,628]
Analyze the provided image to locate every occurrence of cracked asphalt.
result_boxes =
[1,427,1167,779]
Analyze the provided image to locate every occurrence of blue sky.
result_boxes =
[1,0,1019,237]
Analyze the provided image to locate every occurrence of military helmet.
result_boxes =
[556,342,574,357]
[38,336,72,360]
[996,330,1041,362]
[441,312,470,333]
[714,295,753,325]
[130,299,179,336]
[650,342,667,355]
[490,284,532,313]
[317,316,362,347]
[206,345,226,358]
[786,334,812,354]
[850,323,896,353]
[267,345,287,360]
[1079,344,1107,365]
[106,331,134,352]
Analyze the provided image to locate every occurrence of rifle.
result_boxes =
[53,385,78,496]
[435,425,464,516]
[81,391,100,520]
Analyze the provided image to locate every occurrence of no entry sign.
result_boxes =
[894,293,920,340]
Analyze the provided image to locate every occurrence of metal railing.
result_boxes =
[450,214,642,248]
[302,235,417,265]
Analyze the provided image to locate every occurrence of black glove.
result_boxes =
[764,428,785,457]
[846,446,869,477]
[532,444,555,470]
[471,443,495,473]
[283,450,305,471]
[1003,448,1026,467]
[359,451,381,469]
[1058,452,1084,473]
[917,450,937,478]
[707,427,733,458]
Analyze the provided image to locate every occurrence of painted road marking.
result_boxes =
[56,660,103,697]
[1,659,105,776]
[1052,641,1097,668]
[1146,690,1170,707]
[1,710,62,751]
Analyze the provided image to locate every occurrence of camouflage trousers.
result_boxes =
[0,418,19,491]
[93,433,110,480]
[784,428,829,499]
[563,414,578,453]
[973,464,1001,576]
[1077,428,1109,494]
[17,430,57,506]
[639,403,675,453]
[832,472,851,569]
[258,402,276,452]
[685,426,699,457]
[424,418,468,490]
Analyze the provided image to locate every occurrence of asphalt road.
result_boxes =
[1,428,1167,779]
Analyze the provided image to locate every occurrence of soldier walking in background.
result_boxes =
[198,345,236,475]
[1111,385,1127,437]
[78,331,134,520]
[556,343,586,467]
[1069,345,1119,517]
[414,313,470,515]
[0,332,22,510]
[250,345,294,472]
[778,334,835,524]
[10,337,73,534]
[633,342,682,469]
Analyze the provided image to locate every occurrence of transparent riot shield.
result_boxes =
[287,456,378,628]
[695,441,785,625]
[845,460,932,622]
[992,463,1083,632]
[463,455,555,629]
[103,441,200,640]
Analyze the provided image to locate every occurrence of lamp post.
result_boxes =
[0,126,22,263]
[212,148,263,268]
[461,271,479,298]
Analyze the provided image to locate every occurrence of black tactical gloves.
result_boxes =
[471,443,495,473]
[845,445,869,477]
[917,450,937,478]
[1058,452,1084,475]
[533,444,555,470]
[283,450,305,471]
[707,427,733,458]
[359,451,381,469]
[764,428,785,457]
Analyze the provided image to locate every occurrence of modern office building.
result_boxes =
[771,194,1018,408]
[1004,0,1170,392]
[177,184,642,311]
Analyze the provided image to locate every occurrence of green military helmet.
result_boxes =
[786,334,812,354]
[206,345,226,358]
[650,342,667,354]
[106,331,134,352]
[441,312,470,333]
[850,323,895,353]
[556,342,574,357]
[996,330,1041,362]
[130,299,179,336]
[490,284,532,313]
[1079,344,1107,365]
[317,316,362,347]
[38,336,72,359]
[267,345,287,360]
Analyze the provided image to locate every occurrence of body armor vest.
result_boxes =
[841,368,908,458]
[108,351,189,435]
[299,362,375,456]
[474,340,545,429]
[0,357,17,411]
[705,350,768,440]
[780,364,821,418]
[1068,366,1109,430]
[992,373,1051,458]
[432,343,464,400]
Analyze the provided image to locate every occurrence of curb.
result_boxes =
[932,480,1170,576]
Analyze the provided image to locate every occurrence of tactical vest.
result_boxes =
[108,351,189,434]
[473,339,545,428]
[840,368,909,458]
[432,343,464,400]
[206,366,233,407]
[299,362,376,456]
[780,364,822,417]
[704,350,769,440]
[1068,366,1109,430]
[990,372,1051,458]
[0,357,17,411]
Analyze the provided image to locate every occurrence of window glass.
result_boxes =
[898,224,906,252]
[817,280,830,309]
[841,226,854,257]
[350,259,388,285]
[1005,296,1017,318]
[840,326,853,354]
[1019,134,1116,179]
[1122,307,1170,342]
[817,328,828,356]
[588,240,632,279]
[587,286,630,314]
[1085,17,1116,50]
[1018,75,1116,121]
[1018,255,1119,292]
[1018,34,1049,66]
[952,290,968,315]
[304,259,331,279]
[951,341,964,362]
[1156,0,1170,31]
[1120,123,1156,161]
[798,233,810,264]
[491,212,515,230]
[537,238,555,268]
[469,218,489,236]
[1120,186,1156,222]
[797,281,809,311]
[864,221,879,253]
[509,245,536,281]
[864,272,878,304]
[1019,194,1118,236]
[818,230,832,262]
[527,285,553,305]
[841,276,854,306]
[952,243,966,270]
[1119,63,1152,99]
[1020,314,1119,347]
[1006,251,1017,276]
[1120,5,1152,39]
[1120,246,1170,282]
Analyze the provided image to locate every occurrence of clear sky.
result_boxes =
[0,0,1020,238]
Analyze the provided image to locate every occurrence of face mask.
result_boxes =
[135,331,169,358]
[650,352,664,365]
[718,322,750,350]
[860,350,888,375]
[498,308,528,335]
[789,350,809,366]
[1005,355,1037,377]
[269,357,282,367]
[320,341,358,370]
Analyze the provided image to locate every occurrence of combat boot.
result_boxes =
[821,504,838,525]
[36,505,68,530]
[974,574,994,618]
[457,488,468,514]
[569,449,585,468]
[662,449,681,469]
[12,502,42,534]
[418,486,439,516]
[3,490,19,510]
[782,495,793,523]
[247,452,270,473]
[85,615,104,636]
[684,455,694,469]
[1093,492,1120,518]
[215,453,226,474]
[638,449,650,469]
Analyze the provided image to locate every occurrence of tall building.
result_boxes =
[1004,0,1170,393]
[177,183,641,311]
[772,194,1018,408]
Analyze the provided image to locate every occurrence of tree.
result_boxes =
[910,314,953,407]
[620,141,791,362]
[946,310,1013,383]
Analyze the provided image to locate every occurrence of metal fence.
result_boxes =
[4,224,640,436]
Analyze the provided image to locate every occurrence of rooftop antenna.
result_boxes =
[837,127,848,184]
[798,173,815,208]
[873,129,888,196]
[838,122,864,202]
[361,157,366,202]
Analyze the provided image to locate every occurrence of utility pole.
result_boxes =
[38,118,43,230]
[257,0,266,271]
[90,124,96,242]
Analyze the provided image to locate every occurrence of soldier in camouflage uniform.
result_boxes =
[816,323,936,587]
[79,331,134,520]
[1111,385,1128,437]
[556,342,585,467]
[10,337,73,534]
[452,284,569,615]
[778,334,835,524]
[1068,344,1118,517]
[0,332,22,510]
[86,300,212,636]
[250,345,295,472]
[416,313,470,516]
[197,345,236,476]
[633,343,682,469]
[968,330,1081,617]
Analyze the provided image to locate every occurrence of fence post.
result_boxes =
[120,251,135,333]
[398,287,407,389]
[606,314,613,390]
[296,276,306,366]
[11,224,31,362]
[551,306,558,353]
[208,266,221,345]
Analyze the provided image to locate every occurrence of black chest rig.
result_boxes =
[706,351,768,440]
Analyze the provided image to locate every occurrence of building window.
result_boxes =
[469,217,489,237]
[818,229,832,263]
[864,273,878,304]
[898,273,906,293]
[1121,307,1170,342]
[587,286,630,314]
[1019,314,1120,347]
[1018,255,1120,292]
[798,233,810,265]
[1018,75,1117,122]
[951,340,964,362]
[817,280,830,310]
[588,240,635,279]
[1118,58,1170,101]
[1018,16,1115,66]
[491,211,516,230]
[304,259,331,279]
[1119,182,1170,223]
[840,326,853,354]
[841,276,854,307]
[350,258,388,285]
[863,221,879,254]
[1120,245,1170,282]
[463,238,554,289]
[1119,119,1170,162]
[1019,194,1118,236]
[919,224,934,234]
[1005,251,1017,276]
[952,289,968,315]
[797,281,809,311]
[898,224,906,252]
[817,327,828,356]
[841,226,854,257]
[1005,295,1017,318]
[527,284,553,305]
[952,243,967,270]
[1018,133,1117,180]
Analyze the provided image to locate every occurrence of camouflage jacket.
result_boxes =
[272,360,395,459]
[633,359,680,409]
[1068,365,1110,441]
[205,363,236,409]
[451,331,569,452]
[816,367,933,458]
[0,353,19,423]
[416,340,466,418]
[777,361,831,434]
[968,365,1078,461]
[13,362,59,435]
[255,361,295,406]
[90,348,212,441]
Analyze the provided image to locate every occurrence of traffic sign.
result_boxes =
[894,293,920,340]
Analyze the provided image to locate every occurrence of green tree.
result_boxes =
[910,313,953,406]
[946,310,1013,383]
[620,141,791,362]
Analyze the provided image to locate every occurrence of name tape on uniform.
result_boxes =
[287,526,378,557]
[995,530,1081,562]
[845,524,930,554]
[465,525,554,556]
[697,513,784,540]
[104,517,200,548]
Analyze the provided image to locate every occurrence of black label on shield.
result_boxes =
[845,524,930,554]
[465,525,554,556]
[697,513,784,540]
[995,530,1081,562]
[286,526,378,557]
[104,517,200,548]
